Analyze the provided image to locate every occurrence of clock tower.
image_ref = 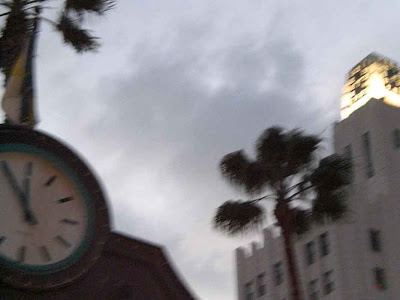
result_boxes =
[0,125,110,290]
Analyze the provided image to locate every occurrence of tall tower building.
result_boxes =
[236,53,400,300]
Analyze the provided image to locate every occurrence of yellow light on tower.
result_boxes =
[368,73,386,99]
[340,53,400,120]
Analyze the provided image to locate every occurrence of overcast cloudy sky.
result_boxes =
[2,0,400,299]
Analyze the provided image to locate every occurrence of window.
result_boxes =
[369,229,382,252]
[388,68,398,77]
[373,267,387,290]
[323,270,335,295]
[393,129,400,149]
[344,145,353,181]
[256,273,266,297]
[355,86,363,94]
[305,241,316,266]
[362,132,374,178]
[245,282,254,300]
[319,232,330,257]
[273,262,284,286]
[308,279,319,300]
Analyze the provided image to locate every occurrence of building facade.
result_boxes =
[236,54,400,300]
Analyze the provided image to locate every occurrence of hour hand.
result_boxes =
[1,161,25,201]
[1,161,38,225]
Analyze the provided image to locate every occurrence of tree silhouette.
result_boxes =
[213,127,352,300]
[0,0,115,84]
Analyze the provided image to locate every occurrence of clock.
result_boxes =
[0,125,110,290]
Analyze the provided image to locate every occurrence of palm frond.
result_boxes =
[220,150,249,185]
[213,200,264,235]
[56,13,99,52]
[312,190,348,223]
[256,126,287,165]
[310,154,352,193]
[220,151,267,194]
[65,0,115,15]
[286,129,321,175]
[0,0,29,82]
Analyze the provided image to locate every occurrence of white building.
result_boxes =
[236,53,400,300]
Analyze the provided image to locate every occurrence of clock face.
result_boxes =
[0,148,92,271]
[0,127,109,290]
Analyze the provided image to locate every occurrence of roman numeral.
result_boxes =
[45,175,57,186]
[0,236,6,246]
[58,196,73,203]
[55,235,72,248]
[60,218,79,225]
[39,246,51,262]
[17,246,26,263]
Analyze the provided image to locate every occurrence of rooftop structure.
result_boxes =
[341,52,400,120]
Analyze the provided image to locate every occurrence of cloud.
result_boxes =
[64,18,326,299]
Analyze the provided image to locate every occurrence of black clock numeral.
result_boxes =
[58,196,73,204]
[55,235,72,248]
[45,175,57,187]
[0,236,6,246]
[40,246,52,262]
[25,161,33,177]
[17,246,26,263]
[60,218,79,225]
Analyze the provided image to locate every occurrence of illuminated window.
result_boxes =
[256,273,266,297]
[305,241,316,266]
[393,129,400,148]
[369,229,382,252]
[274,262,284,286]
[362,132,374,178]
[245,281,254,300]
[308,279,319,300]
[323,270,335,295]
[373,267,387,290]
[319,232,330,257]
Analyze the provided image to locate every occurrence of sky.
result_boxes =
[2,0,400,299]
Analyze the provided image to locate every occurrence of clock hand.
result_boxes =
[23,177,38,225]
[1,161,38,225]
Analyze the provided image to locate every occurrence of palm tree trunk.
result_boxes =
[275,201,303,300]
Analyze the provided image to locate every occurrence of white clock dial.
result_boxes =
[0,151,89,267]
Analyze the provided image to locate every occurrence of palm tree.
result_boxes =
[0,0,115,83]
[213,127,352,300]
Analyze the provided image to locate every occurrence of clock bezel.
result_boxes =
[0,126,110,290]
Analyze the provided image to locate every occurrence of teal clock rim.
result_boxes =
[0,143,95,275]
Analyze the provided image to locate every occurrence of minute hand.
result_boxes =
[1,161,38,225]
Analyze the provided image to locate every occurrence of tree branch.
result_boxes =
[0,10,10,17]
[249,194,276,204]
[286,180,307,193]
[288,184,315,200]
